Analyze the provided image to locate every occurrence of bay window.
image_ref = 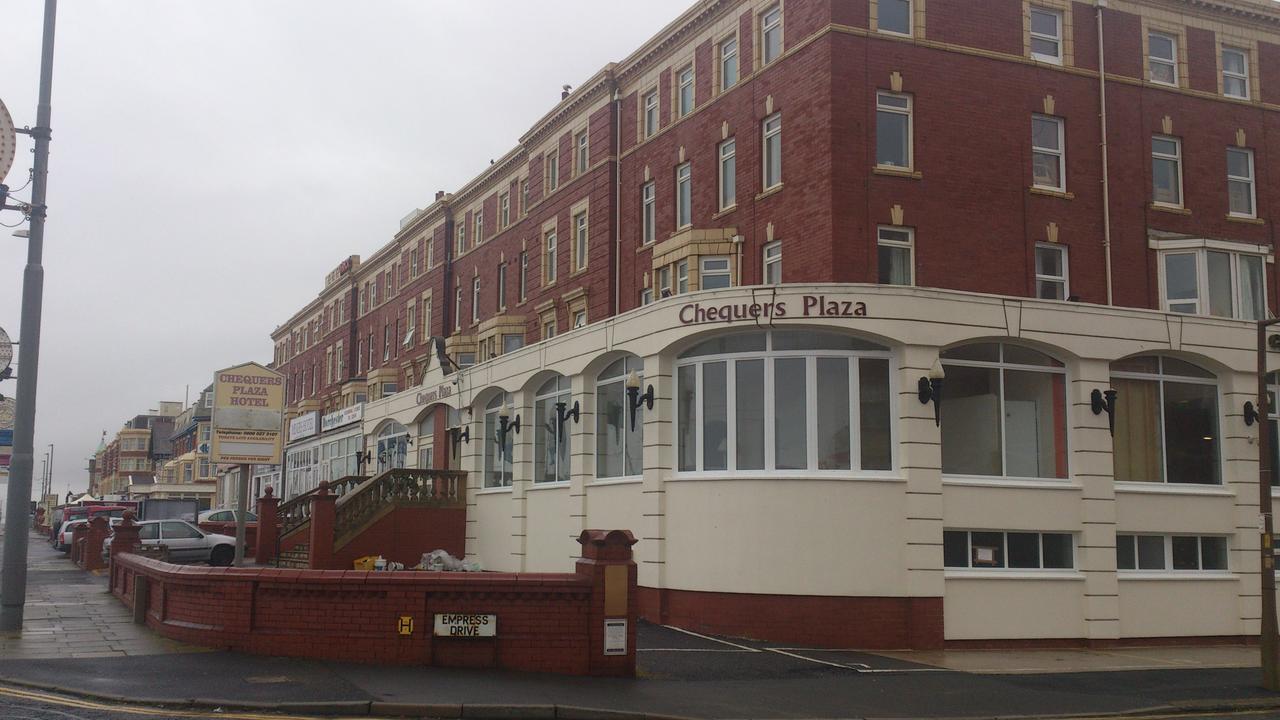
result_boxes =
[1111,355,1219,485]
[676,331,893,474]
[483,393,514,488]
[1161,248,1264,320]
[534,376,571,484]
[940,343,1068,481]
[596,356,644,479]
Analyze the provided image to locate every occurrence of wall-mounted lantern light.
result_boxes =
[1091,388,1119,436]
[449,425,470,455]
[917,359,945,427]
[1245,400,1260,427]
[626,371,654,431]
[498,402,522,445]
[355,450,372,471]
[555,400,580,435]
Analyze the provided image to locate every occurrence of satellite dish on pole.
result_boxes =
[0,98,16,184]
[0,327,11,376]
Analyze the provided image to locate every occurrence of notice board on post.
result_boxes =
[211,362,284,464]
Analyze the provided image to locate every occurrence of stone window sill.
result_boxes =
[1149,203,1191,216]
[1030,186,1074,200]
[873,166,922,180]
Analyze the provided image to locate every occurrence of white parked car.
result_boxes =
[135,520,237,566]
[57,519,88,553]
[197,509,258,524]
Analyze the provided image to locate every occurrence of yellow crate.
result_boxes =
[353,555,378,571]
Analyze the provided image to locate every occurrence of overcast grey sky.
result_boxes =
[0,1,691,499]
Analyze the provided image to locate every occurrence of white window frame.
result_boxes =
[1148,31,1178,86]
[453,286,462,331]
[1029,6,1063,64]
[1151,135,1183,208]
[1222,46,1250,100]
[944,529,1077,573]
[877,226,914,285]
[1034,243,1069,300]
[573,310,587,329]
[719,36,739,91]
[677,64,694,118]
[1116,534,1230,574]
[474,210,483,244]
[496,262,507,311]
[762,113,782,190]
[471,277,480,323]
[575,130,590,174]
[533,377,572,484]
[940,343,1070,483]
[573,211,589,272]
[642,182,657,242]
[875,91,913,170]
[676,259,689,294]
[456,224,466,255]
[483,393,514,489]
[545,151,559,193]
[595,357,645,480]
[877,0,913,37]
[1031,114,1065,192]
[675,162,692,229]
[519,251,528,302]
[643,89,659,139]
[499,192,510,228]
[1111,355,1222,487]
[761,5,783,65]
[674,331,897,477]
[700,256,732,290]
[1158,247,1267,320]
[763,241,782,284]
[544,230,558,284]
[641,287,654,305]
[718,138,736,211]
[1227,147,1256,219]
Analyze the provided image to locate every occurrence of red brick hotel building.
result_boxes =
[270,0,1280,647]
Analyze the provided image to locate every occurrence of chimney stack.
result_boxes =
[435,190,445,201]
[561,84,572,100]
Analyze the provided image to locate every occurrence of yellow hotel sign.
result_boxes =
[211,362,284,464]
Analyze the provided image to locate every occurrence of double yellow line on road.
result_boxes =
[0,684,364,719]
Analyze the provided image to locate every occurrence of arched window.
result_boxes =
[418,410,436,470]
[597,356,644,479]
[675,330,893,474]
[1111,355,1218,485]
[483,393,514,488]
[376,421,409,473]
[534,376,571,483]
[940,343,1067,480]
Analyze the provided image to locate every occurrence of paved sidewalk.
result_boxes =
[2,530,1278,719]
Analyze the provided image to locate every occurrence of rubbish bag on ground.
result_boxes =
[415,548,480,571]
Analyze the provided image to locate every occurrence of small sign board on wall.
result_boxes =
[604,619,627,655]
[434,613,496,638]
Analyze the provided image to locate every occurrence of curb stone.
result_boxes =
[2,673,1277,720]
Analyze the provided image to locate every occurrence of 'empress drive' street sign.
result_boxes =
[433,614,496,637]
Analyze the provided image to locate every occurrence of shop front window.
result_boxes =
[676,331,893,474]
[534,376,572,484]
[940,343,1068,480]
[596,356,644,479]
[483,393,514,488]
[1112,356,1219,485]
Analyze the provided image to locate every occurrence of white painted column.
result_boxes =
[898,345,944,603]
[638,353,670,595]
[1222,369,1262,636]
[1073,358,1120,642]
[462,403,484,563]
[509,391,532,571]
[568,373,592,563]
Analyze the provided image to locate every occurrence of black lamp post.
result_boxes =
[626,371,654,431]
[917,359,945,427]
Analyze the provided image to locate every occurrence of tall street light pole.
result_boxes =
[0,0,57,633]
[1257,318,1280,690]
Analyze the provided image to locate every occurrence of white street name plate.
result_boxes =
[433,613,496,638]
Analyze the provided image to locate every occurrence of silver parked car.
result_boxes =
[135,520,237,566]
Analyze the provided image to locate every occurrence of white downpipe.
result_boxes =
[1097,0,1114,305]
[613,87,622,316]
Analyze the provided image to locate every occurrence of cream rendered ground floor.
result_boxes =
[361,283,1275,647]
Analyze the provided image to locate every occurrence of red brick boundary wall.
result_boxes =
[108,529,638,676]
[638,587,944,650]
